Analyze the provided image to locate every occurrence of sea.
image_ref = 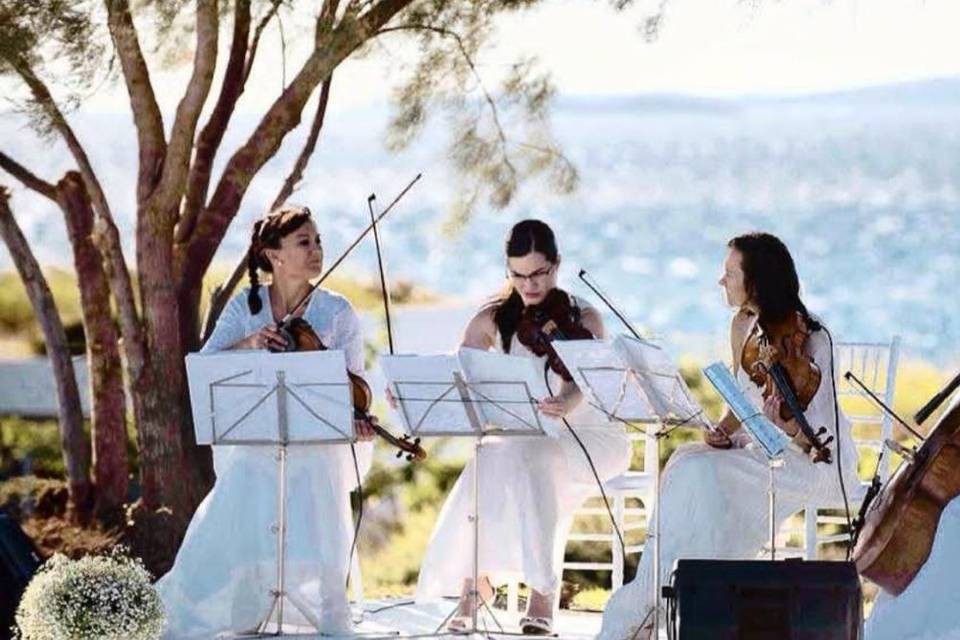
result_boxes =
[2,78,958,365]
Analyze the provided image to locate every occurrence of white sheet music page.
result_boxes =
[379,353,476,437]
[185,350,354,445]
[702,362,790,459]
[550,339,658,423]
[456,347,558,436]
[612,334,709,429]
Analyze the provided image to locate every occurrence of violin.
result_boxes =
[274,317,426,461]
[515,289,595,381]
[740,311,834,463]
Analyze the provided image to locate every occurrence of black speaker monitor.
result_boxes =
[664,559,863,640]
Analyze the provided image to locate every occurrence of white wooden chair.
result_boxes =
[764,336,901,559]
[561,424,658,590]
[562,335,901,586]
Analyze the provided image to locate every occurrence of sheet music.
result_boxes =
[456,348,557,436]
[550,339,658,422]
[380,354,477,436]
[613,335,709,428]
[185,350,354,445]
[702,362,789,459]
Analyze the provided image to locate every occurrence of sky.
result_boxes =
[49,0,960,119]
[1,0,959,368]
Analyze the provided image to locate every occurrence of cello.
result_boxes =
[852,387,960,594]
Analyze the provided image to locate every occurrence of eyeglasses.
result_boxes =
[506,264,555,284]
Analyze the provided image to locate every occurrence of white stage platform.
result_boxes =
[229,598,627,639]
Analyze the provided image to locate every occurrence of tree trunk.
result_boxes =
[135,208,212,522]
[175,279,215,489]
[56,172,130,519]
[0,187,93,519]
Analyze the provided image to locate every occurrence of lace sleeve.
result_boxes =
[331,300,365,376]
[200,293,250,354]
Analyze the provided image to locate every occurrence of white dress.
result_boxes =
[156,287,373,638]
[599,323,860,640]
[415,302,632,602]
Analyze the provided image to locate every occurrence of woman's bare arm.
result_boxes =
[460,307,497,350]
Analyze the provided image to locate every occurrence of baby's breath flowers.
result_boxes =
[13,548,165,640]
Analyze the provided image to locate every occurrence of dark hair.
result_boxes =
[246,205,313,314]
[491,219,559,351]
[728,231,819,330]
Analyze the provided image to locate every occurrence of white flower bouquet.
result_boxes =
[14,548,165,640]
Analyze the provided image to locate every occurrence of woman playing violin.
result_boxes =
[599,231,860,640]
[157,205,376,638]
[414,219,631,634]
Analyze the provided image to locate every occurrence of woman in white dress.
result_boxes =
[157,206,377,638]
[599,231,860,640]
[413,219,632,634]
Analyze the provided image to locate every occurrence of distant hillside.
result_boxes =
[556,76,960,113]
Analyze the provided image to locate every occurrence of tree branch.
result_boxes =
[152,0,219,225]
[177,0,252,245]
[0,186,92,516]
[242,0,283,84]
[105,0,167,203]
[318,0,340,31]
[178,3,409,286]
[356,0,412,36]
[271,75,334,210]
[11,59,146,389]
[201,74,333,344]
[379,23,518,184]
[0,151,57,202]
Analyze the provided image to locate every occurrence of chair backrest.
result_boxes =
[834,336,901,482]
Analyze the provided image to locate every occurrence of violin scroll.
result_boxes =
[515,289,594,381]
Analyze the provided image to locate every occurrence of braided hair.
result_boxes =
[489,219,559,352]
[246,205,313,315]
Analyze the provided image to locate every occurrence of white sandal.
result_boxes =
[519,615,554,636]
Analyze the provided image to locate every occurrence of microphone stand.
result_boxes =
[915,369,960,425]
[843,370,926,545]
[577,269,666,639]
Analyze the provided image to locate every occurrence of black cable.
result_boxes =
[822,325,854,560]
[542,367,627,565]
[666,568,678,640]
[363,599,417,615]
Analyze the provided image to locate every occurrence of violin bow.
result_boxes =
[281,172,421,324]
[577,269,646,342]
[368,193,395,354]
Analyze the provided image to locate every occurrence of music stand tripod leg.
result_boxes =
[252,373,325,637]
[767,457,784,561]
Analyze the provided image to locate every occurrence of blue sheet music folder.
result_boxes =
[702,362,790,460]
